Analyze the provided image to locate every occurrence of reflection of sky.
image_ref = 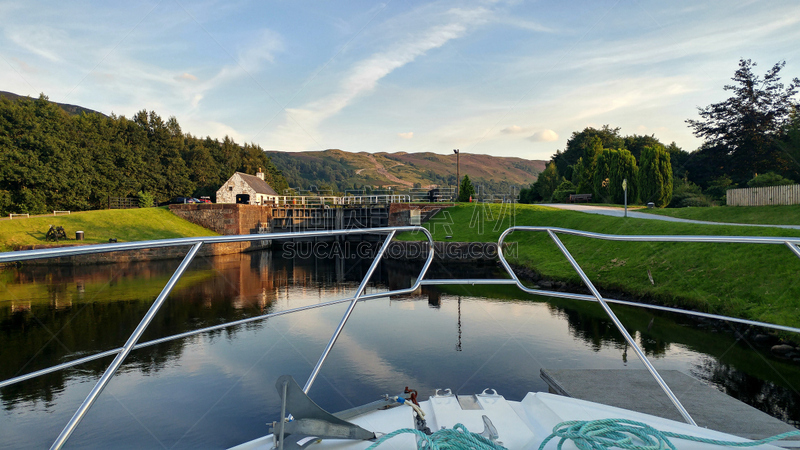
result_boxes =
[0,275,788,448]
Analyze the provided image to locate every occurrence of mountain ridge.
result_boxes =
[0,91,107,117]
[265,149,546,194]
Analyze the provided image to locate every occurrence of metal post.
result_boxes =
[454,149,460,201]
[302,230,398,393]
[545,230,697,426]
[623,178,628,217]
[50,243,204,450]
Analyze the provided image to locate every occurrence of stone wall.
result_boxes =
[216,173,246,204]
[169,204,272,235]
[388,203,446,226]
[18,241,270,266]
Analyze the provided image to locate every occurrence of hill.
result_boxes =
[0,207,216,252]
[265,149,546,194]
[0,90,106,116]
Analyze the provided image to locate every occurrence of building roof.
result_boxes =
[237,172,279,196]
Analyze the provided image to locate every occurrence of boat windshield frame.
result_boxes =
[2,225,800,449]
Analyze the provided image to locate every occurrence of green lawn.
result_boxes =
[638,204,800,225]
[399,203,800,328]
[0,207,217,252]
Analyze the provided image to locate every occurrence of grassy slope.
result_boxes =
[399,204,800,327]
[639,205,800,225]
[0,207,217,252]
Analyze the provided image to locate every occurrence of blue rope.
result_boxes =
[539,419,800,450]
[366,418,800,449]
[366,423,508,449]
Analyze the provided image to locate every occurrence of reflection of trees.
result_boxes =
[550,303,669,357]
[693,357,800,427]
[0,250,401,410]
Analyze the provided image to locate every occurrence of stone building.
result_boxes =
[216,170,280,205]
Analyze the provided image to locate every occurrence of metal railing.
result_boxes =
[2,226,800,448]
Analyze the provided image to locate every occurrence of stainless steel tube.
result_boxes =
[545,230,697,426]
[302,231,397,393]
[49,242,204,450]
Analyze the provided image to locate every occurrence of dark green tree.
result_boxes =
[553,125,624,176]
[532,161,561,201]
[623,134,664,161]
[777,110,800,182]
[705,175,735,204]
[593,148,638,204]
[0,94,289,215]
[574,137,603,195]
[457,174,475,202]
[747,172,796,187]
[638,145,673,207]
[551,180,577,203]
[686,59,800,184]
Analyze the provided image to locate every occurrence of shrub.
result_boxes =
[669,179,711,208]
[552,180,577,203]
[137,191,155,208]
[747,172,796,188]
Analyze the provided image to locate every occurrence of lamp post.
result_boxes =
[453,149,460,201]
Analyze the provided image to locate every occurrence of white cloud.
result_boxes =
[398,132,414,139]
[501,125,527,134]
[527,129,558,142]
[267,7,490,150]
[6,26,67,63]
[176,73,198,82]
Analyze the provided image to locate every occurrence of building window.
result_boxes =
[229,186,233,191]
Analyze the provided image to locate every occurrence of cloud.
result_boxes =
[398,132,414,139]
[6,26,67,63]
[527,129,558,142]
[176,72,197,82]
[501,125,526,134]
[188,29,283,108]
[268,7,490,150]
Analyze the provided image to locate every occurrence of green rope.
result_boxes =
[366,423,508,450]
[539,419,800,450]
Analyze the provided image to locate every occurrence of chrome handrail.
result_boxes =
[494,226,800,426]
[2,225,800,446]
[0,226,433,450]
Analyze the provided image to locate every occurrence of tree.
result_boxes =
[638,145,673,207]
[517,184,540,204]
[457,174,475,202]
[574,137,603,195]
[686,59,800,184]
[777,110,800,182]
[551,180,577,203]
[553,126,623,176]
[593,148,638,204]
[532,161,561,202]
[747,172,796,188]
[705,175,735,204]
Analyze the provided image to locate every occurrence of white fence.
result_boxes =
[727,184,800,206]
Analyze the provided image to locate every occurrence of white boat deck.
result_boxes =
[231,390,789,449]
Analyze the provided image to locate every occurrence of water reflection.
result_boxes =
[1,250,798,443]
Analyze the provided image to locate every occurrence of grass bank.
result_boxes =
[638,204,800,225]
[0,207,217,252]
[399,203,800,328]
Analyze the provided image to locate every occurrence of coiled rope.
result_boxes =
[366,423,508,449]
[367,418,800,449]
[539,419,800,450]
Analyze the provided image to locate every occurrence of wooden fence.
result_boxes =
[108,197,157,209]
[726,184,800,206]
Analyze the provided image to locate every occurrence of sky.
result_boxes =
[2,0,799,161]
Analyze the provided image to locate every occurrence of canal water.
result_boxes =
[1,250,798,448]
